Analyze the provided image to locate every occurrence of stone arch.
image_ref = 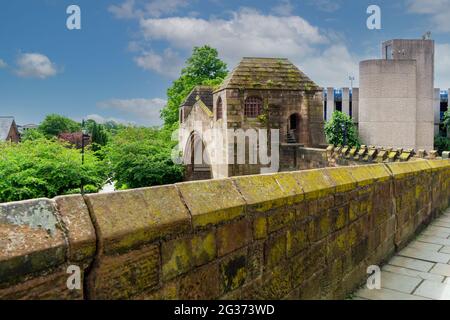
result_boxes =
[183,131,212,181]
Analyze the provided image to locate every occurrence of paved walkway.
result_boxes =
[355,208,450,300]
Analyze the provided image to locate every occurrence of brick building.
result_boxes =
[0,116,20,143]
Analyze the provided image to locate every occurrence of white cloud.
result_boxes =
[109,0,138,19]
[139,9,326,65]
[97,98,166,126]
[0,59,7,69]
[134,48,183,78]
[436,43,450,88]
[136,9,361,86]
[272,0,294,16]
[109,0,189,19]
[301,45,362,88]
[86,114,136,125]
[15,53,58,79]
[407,0,450,32]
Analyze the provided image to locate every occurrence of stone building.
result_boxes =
[0,116,20,143]
[358,39,435,151]
[179,57,326,180]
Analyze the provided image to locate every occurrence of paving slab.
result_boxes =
[430,263,450,277]
[417,235,450,246]
[440,246,450,254]
[388,256,434,272]
[398,247,450,264]
[356,287,429,300]
[421,229,450,239]
[414,280,450,300]
[383,265,444,283]
[409,240,442,252]
[380,271,422,293]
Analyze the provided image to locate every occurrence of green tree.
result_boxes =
[0,139,107,202]
[443,110,450,138]
[324,111,360,147]
[161,45,228,127]
[89,121,108,151]
[20,128,46,142]
[434,136,450,154]
[39,114,81,137]
[106,126,183,189]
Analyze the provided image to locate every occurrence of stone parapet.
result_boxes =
[1,160,450,300]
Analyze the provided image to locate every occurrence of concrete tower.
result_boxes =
[359,39,435,151]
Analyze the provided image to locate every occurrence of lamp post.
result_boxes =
[349,75,355,90]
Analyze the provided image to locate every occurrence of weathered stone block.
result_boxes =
[217,219,251,256]
[176,179,245,228]
[264,233,287,269]
[88,244,160,299]
[55,195,96,265]
[232,174,289,212]
[220,251,248,293]
[162,232,216,281]
[85,186,190,255]
[178,263,221,300]
[292,169,335,200]
[0,198,67,287]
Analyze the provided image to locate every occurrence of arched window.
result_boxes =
[216,97,223,120]
[244,97,262,118]
[179,108,184,123]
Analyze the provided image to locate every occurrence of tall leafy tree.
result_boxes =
[39,114,81,137]
[324,111,360,147]
[106,126,183,189]
[161,45,228,127]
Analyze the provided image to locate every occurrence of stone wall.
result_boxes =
[1,160,450,300]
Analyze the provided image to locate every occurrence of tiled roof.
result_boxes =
[217,57,319,91]
[180,86,214,110]
[0,117,15,141]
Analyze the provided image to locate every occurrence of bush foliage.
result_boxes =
[324,111,360,147]
[0,139,107,202]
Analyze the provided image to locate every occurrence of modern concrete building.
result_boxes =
[358,39,435,151]
[324,87,448,137]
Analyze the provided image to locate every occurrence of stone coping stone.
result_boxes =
[84,186,191,256]
[54,195,96,265]
[232,174,293,212]
[386,160,431,178]
[291,168,335,200]
[0,198,66,287]
[176,178,245,228]
[425,159,450,171]
[346,164,392,187]
[322,167,357,193]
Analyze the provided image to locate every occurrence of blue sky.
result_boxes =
[0,0,450,126]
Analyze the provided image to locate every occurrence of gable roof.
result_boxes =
[180,86,214,110]
[0,117,15,141]
[216,57,319,92]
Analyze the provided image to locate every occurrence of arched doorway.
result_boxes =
[287,113,300,143]
[183,131,212,181]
